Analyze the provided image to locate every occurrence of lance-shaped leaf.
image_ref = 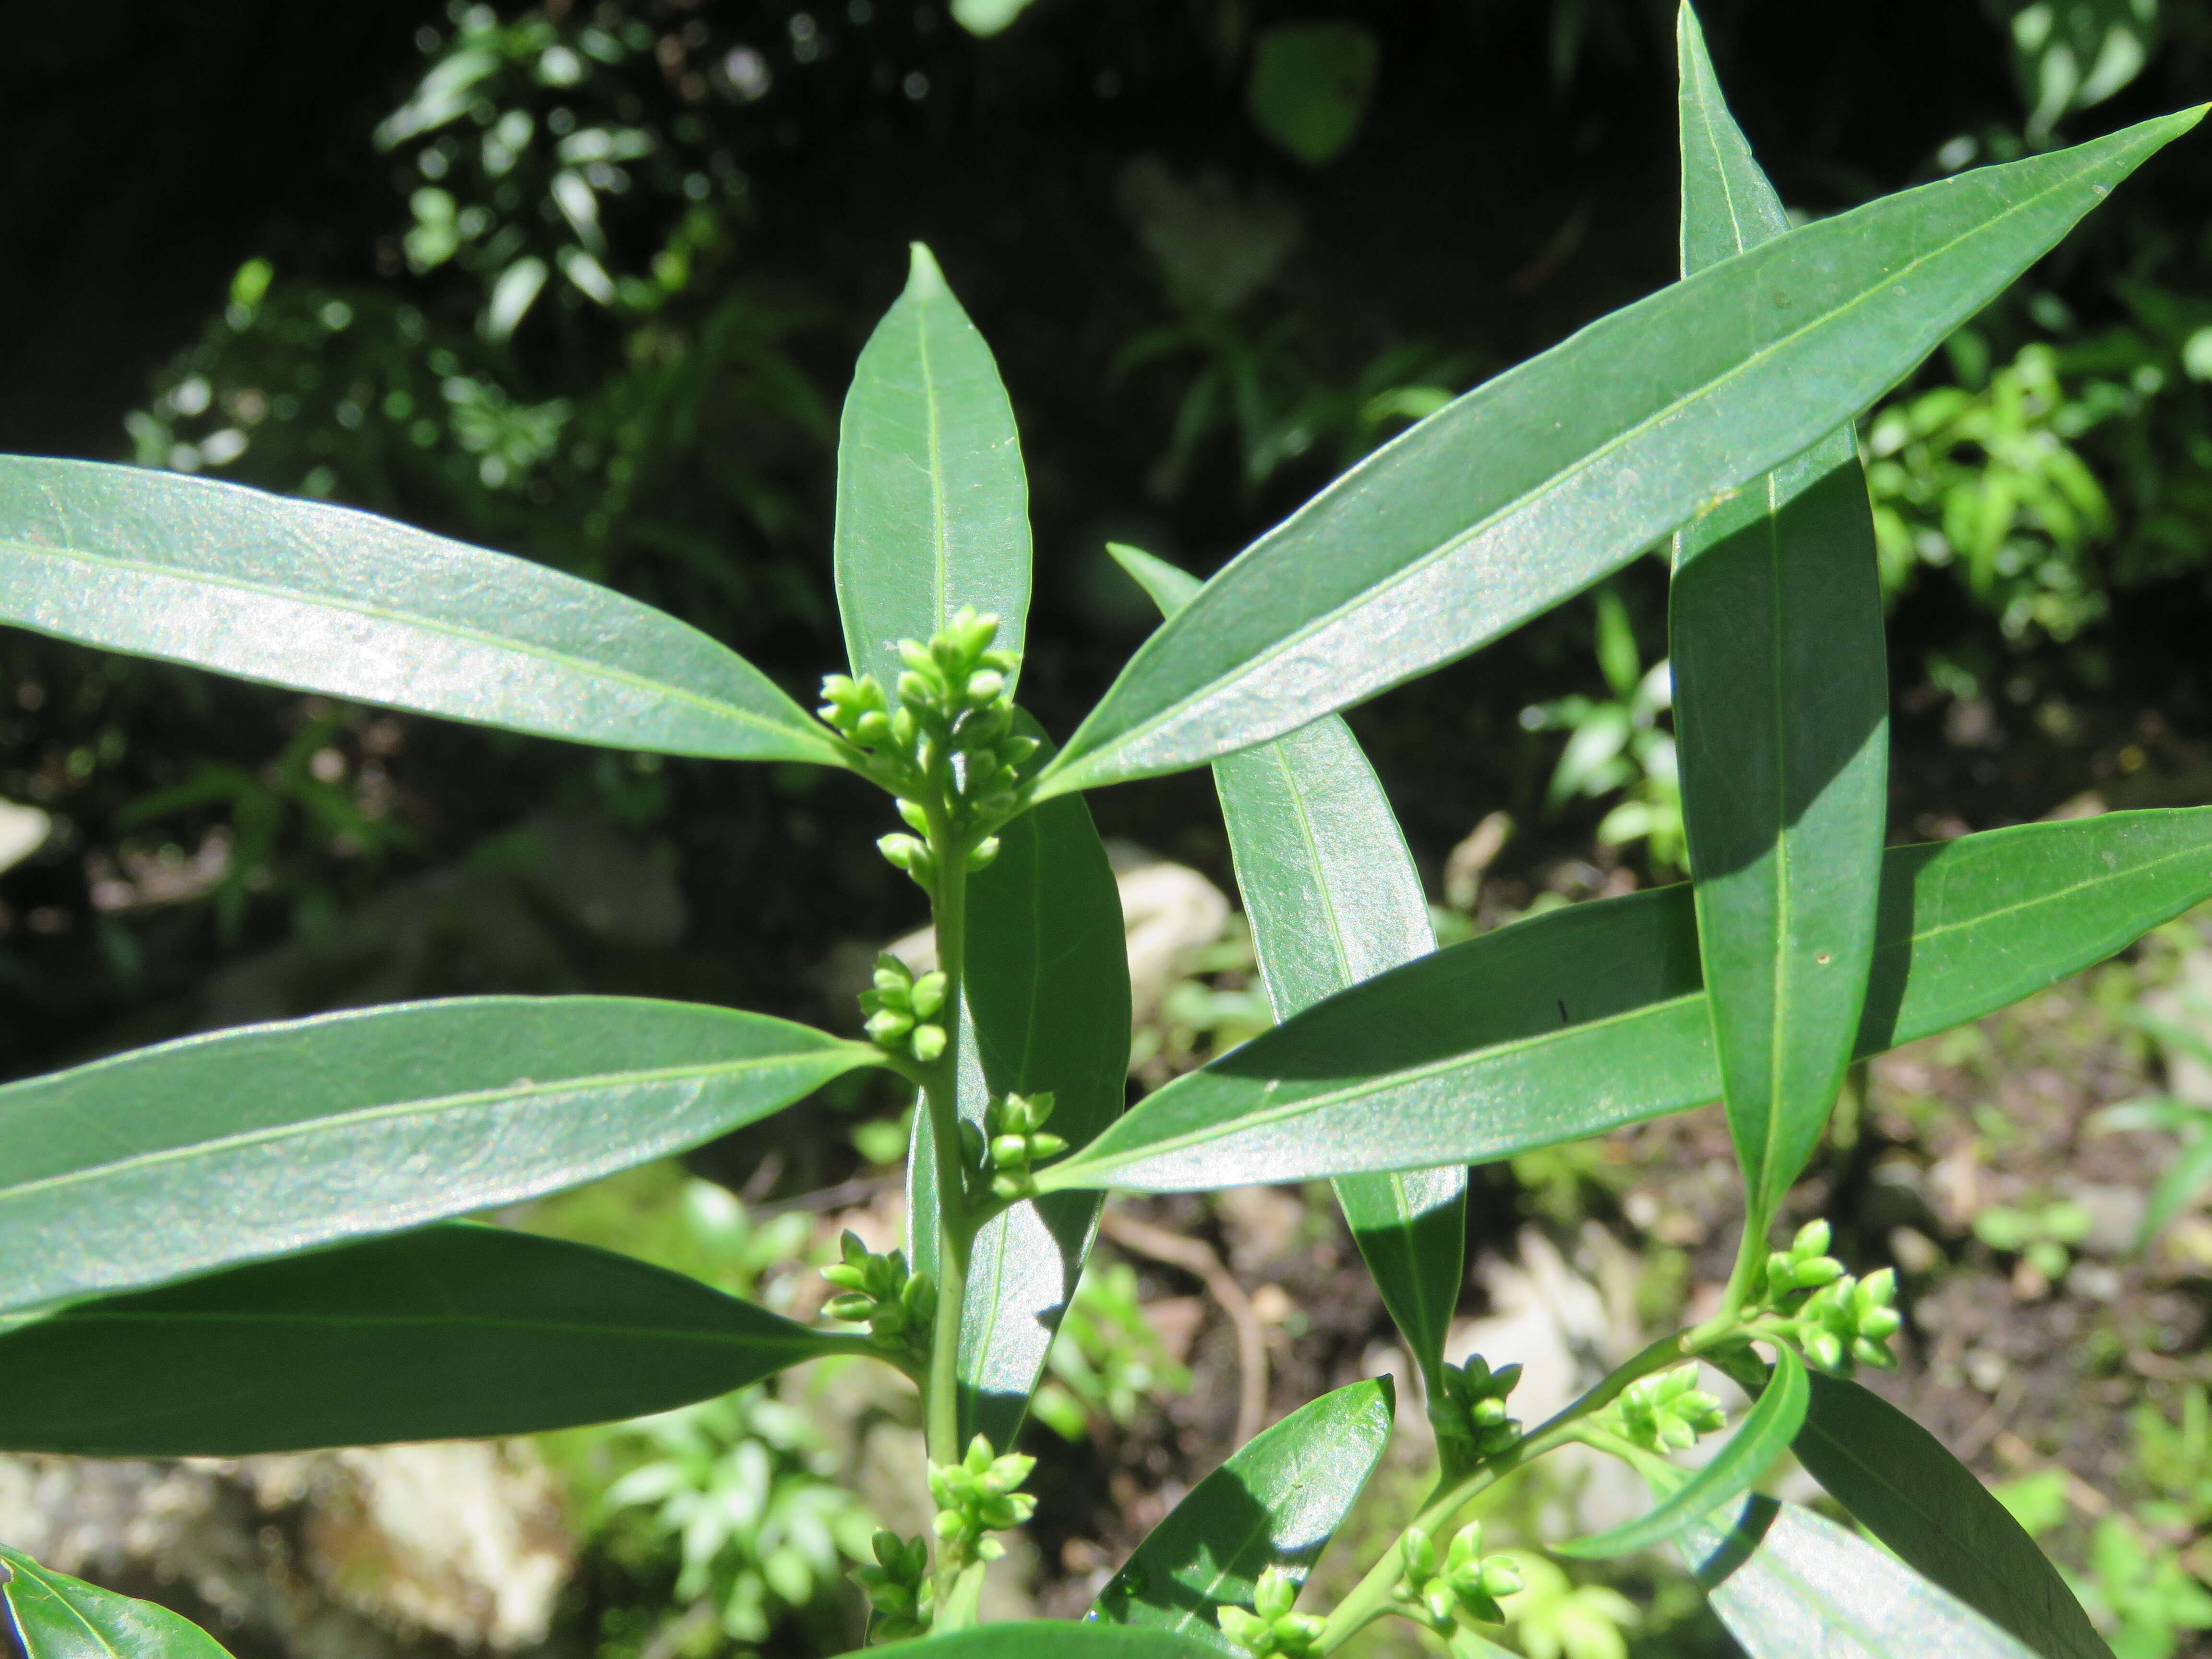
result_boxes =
[1034,108,2203,798]
[0,996,875,1314]
[1111,542,1463,1393]
[1671,4,1890,1227]
[835,242,1031,689]
[1681,1495,2043,1659]
[0,458,842,765]
[1036,807,2212,1191]
[1557,1345,1807,1559]
[908,725,1131,1447]
[900,1626,1215,1658]
[0,1545,233,1659]
[0,1224,867,1456]
[1092,1378,1395,1649]
[1793,1372,2111,1659]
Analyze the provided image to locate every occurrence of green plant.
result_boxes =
[0,14,2204,1659]
[2096,997,2212,1246]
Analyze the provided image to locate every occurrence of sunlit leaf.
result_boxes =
[0,996,874,1313]
[0,1545,232,1659]
[1093,1379,1394,1648]
[1036,108,2202,797]
[0,458,843,764]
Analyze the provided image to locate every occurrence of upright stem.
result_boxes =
[922,801,971,1475]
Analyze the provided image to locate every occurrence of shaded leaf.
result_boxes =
[1112,541,1462,1392]
[1039,808,2212,1190]
[901,1625,1215,1658]
[1557,1345,1806,1558]
[1682,1495,2043,1658]
[1671,4,1890,1224]
[1793,1371,2112,1659]
[0,1224,860,1455]
[0,458,842,765]
[835,243,1030,690]
[909,723,1131,1447]
[0,996,874,1314]
[1245,23,1381,167]
[1035,108,2201,798]
[1093,1379,1395,1648]
[0,1545,232,1659]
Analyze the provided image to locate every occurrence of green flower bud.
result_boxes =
[1793,1219,1833,1258]
[878,833,926,869]
[910,1022,947,1062]
[865,1008,915,1044]
[896,797,931,833]
[966,670,1005,703]
[966,835,1001,871]
[909,972,947,1018]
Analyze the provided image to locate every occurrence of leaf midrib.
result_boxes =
[0,1051,853,1206]
[38,1307,829,1347]
[1051,993,1707,1181]
[0,536,822,750]
[1062,133,2144,778]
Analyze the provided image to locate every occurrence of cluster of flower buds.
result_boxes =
[1217,1567,1325,1657]
[1596,1364,1728,1453]
[1393,1523,1524,1634]
[859,952,948,1065]
[817,609,1036,885]
[822,1230,934,1366]
[1431,1353,1523,1470]
[971,1091,1066,1202]
[851,1529,932,1644]
[928,1435,1038,1569]
[1757,1220,1901,1373]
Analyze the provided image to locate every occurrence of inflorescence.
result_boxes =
[821,1230,934,1368]
[928,1435,1039,1571]
[1392,1522,1523,1639]
[1753,1220,1901,1373]
[1431,1353,1524,1473]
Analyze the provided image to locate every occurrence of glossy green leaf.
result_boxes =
[1671,5,1890,1225]
[1093,1378,1395,1647]
[0,1549,232,1659]
[1112,541,1463,1393]
[909,728,1131,1447]
[1038,807,2212,1191]
[0,458,842,766]
[0,1223,860,1455]
[1034,108,2202,798]
[898,1625,1215,1658]
[1793,1371,2111,1659]
[0,996,875,1315]
[1557,1345,1806,1558]
[1682,1496,2042,1659]
[835,243,1030,690]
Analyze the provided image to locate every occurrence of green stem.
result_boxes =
[1316,1331,1697,1654]
[921,796,975,1619]
[1694,1208,1772,1348]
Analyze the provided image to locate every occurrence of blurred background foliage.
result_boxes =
[8,1,2212,1655]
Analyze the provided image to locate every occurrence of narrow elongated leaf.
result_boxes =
[1682,1496,2042,1659]
[0,1224,861,1455]
[1039,807,2212,1191]
[0,458,842,765]
[1112,542,1463,1392]
[901,1626,1214,1658]
[1557,1345,1807,1558]
[0,1546,231,1659]
[1035,108,2202,798]
[1671,5,1890,1224]
[1093,1378,1395,1648]
[909,727,1131,1446]
[1793,1372,2111,1659]
[0,996,875,1314]
[835,243,1031,689]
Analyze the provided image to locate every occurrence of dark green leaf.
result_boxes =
[1557,1345,1807,1558]
[0,1223,859,1455]
[1793,1371,2112,1659]
[1035,108,2201,798]
[1039,808,2212,1190]
[1112,541,1462,1392]
[834,243,1031,690]
[0,996,874,1314]
[0,458,842,765]
[1245,23,1381,167]
[1671,5,1890,1223]
[899,1625,1215,1658]
[1093,1378,1395,1648]
[1682,1495,2042,1659]
[909,724,1131,1446]
[0,1544,231,1659]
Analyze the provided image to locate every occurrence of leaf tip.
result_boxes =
[905,241,950,300]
